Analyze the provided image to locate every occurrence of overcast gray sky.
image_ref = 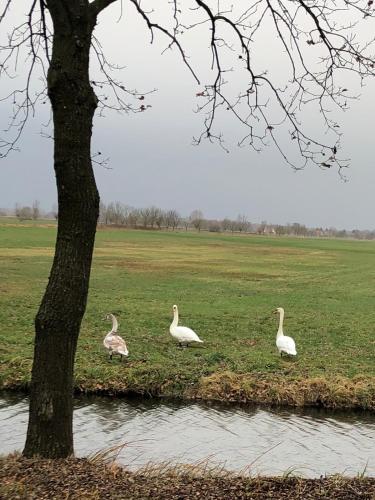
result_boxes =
[1,1,375,230]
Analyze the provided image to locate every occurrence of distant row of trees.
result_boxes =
[98,202,375,240]
[98,202,254,233]
[2,201,375,240]
[14,201,41,221]
[99,202,181,230]
[0,202,58,221]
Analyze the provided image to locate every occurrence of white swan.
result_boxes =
[274,307,297,356]
[103,313,129,361]
[170,304,203,347]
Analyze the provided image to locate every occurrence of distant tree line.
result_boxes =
[97,202,375,240]
[99,202,181,231]
[13,201,41,221]
[0,202,56,221]
[2,201,375,240]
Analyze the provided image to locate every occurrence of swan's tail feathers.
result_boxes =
[118,349,129,356]
[288,349,297,355]
[196,338,204,343]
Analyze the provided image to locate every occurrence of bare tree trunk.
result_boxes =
[23,3,99,458]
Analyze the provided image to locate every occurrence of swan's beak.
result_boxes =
[272,309,278,314]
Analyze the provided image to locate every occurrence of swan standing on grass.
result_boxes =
[170,304,204,347]
[274,307,297,356]
[103,313,129,361]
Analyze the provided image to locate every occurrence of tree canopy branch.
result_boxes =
[89,0,119,17]
[1,0,375,172]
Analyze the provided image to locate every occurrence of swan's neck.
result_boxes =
[277,310,284,337]
[171,310,179,328]
[109,314,118,333]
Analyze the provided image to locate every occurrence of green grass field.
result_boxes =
[1,219,375,407]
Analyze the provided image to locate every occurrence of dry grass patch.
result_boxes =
[194,372,375,410]
[0,248,53,257]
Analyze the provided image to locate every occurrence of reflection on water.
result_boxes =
[1,392,374,477]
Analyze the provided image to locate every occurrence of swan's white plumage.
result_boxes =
[275,307,297,356]
[169,305,203,345]
[104,313,129,358]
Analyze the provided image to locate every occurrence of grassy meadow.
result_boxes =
[1,219,375,408]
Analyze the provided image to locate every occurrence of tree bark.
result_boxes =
[23,2,99,458]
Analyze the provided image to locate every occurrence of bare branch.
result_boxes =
[186,0,375,171]
[0,0,49,158]
[89,0,119,17]
[129,0,200,84]
[0,0,12,25]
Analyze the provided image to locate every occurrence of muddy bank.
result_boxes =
[1,455,374,500]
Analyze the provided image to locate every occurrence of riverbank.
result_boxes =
[1,226,375,410]
[2,372,375,411]
[1,454,374,499]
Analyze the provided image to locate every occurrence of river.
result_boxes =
[1,393,374,477]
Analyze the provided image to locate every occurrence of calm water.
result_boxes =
[1,393,374,477]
